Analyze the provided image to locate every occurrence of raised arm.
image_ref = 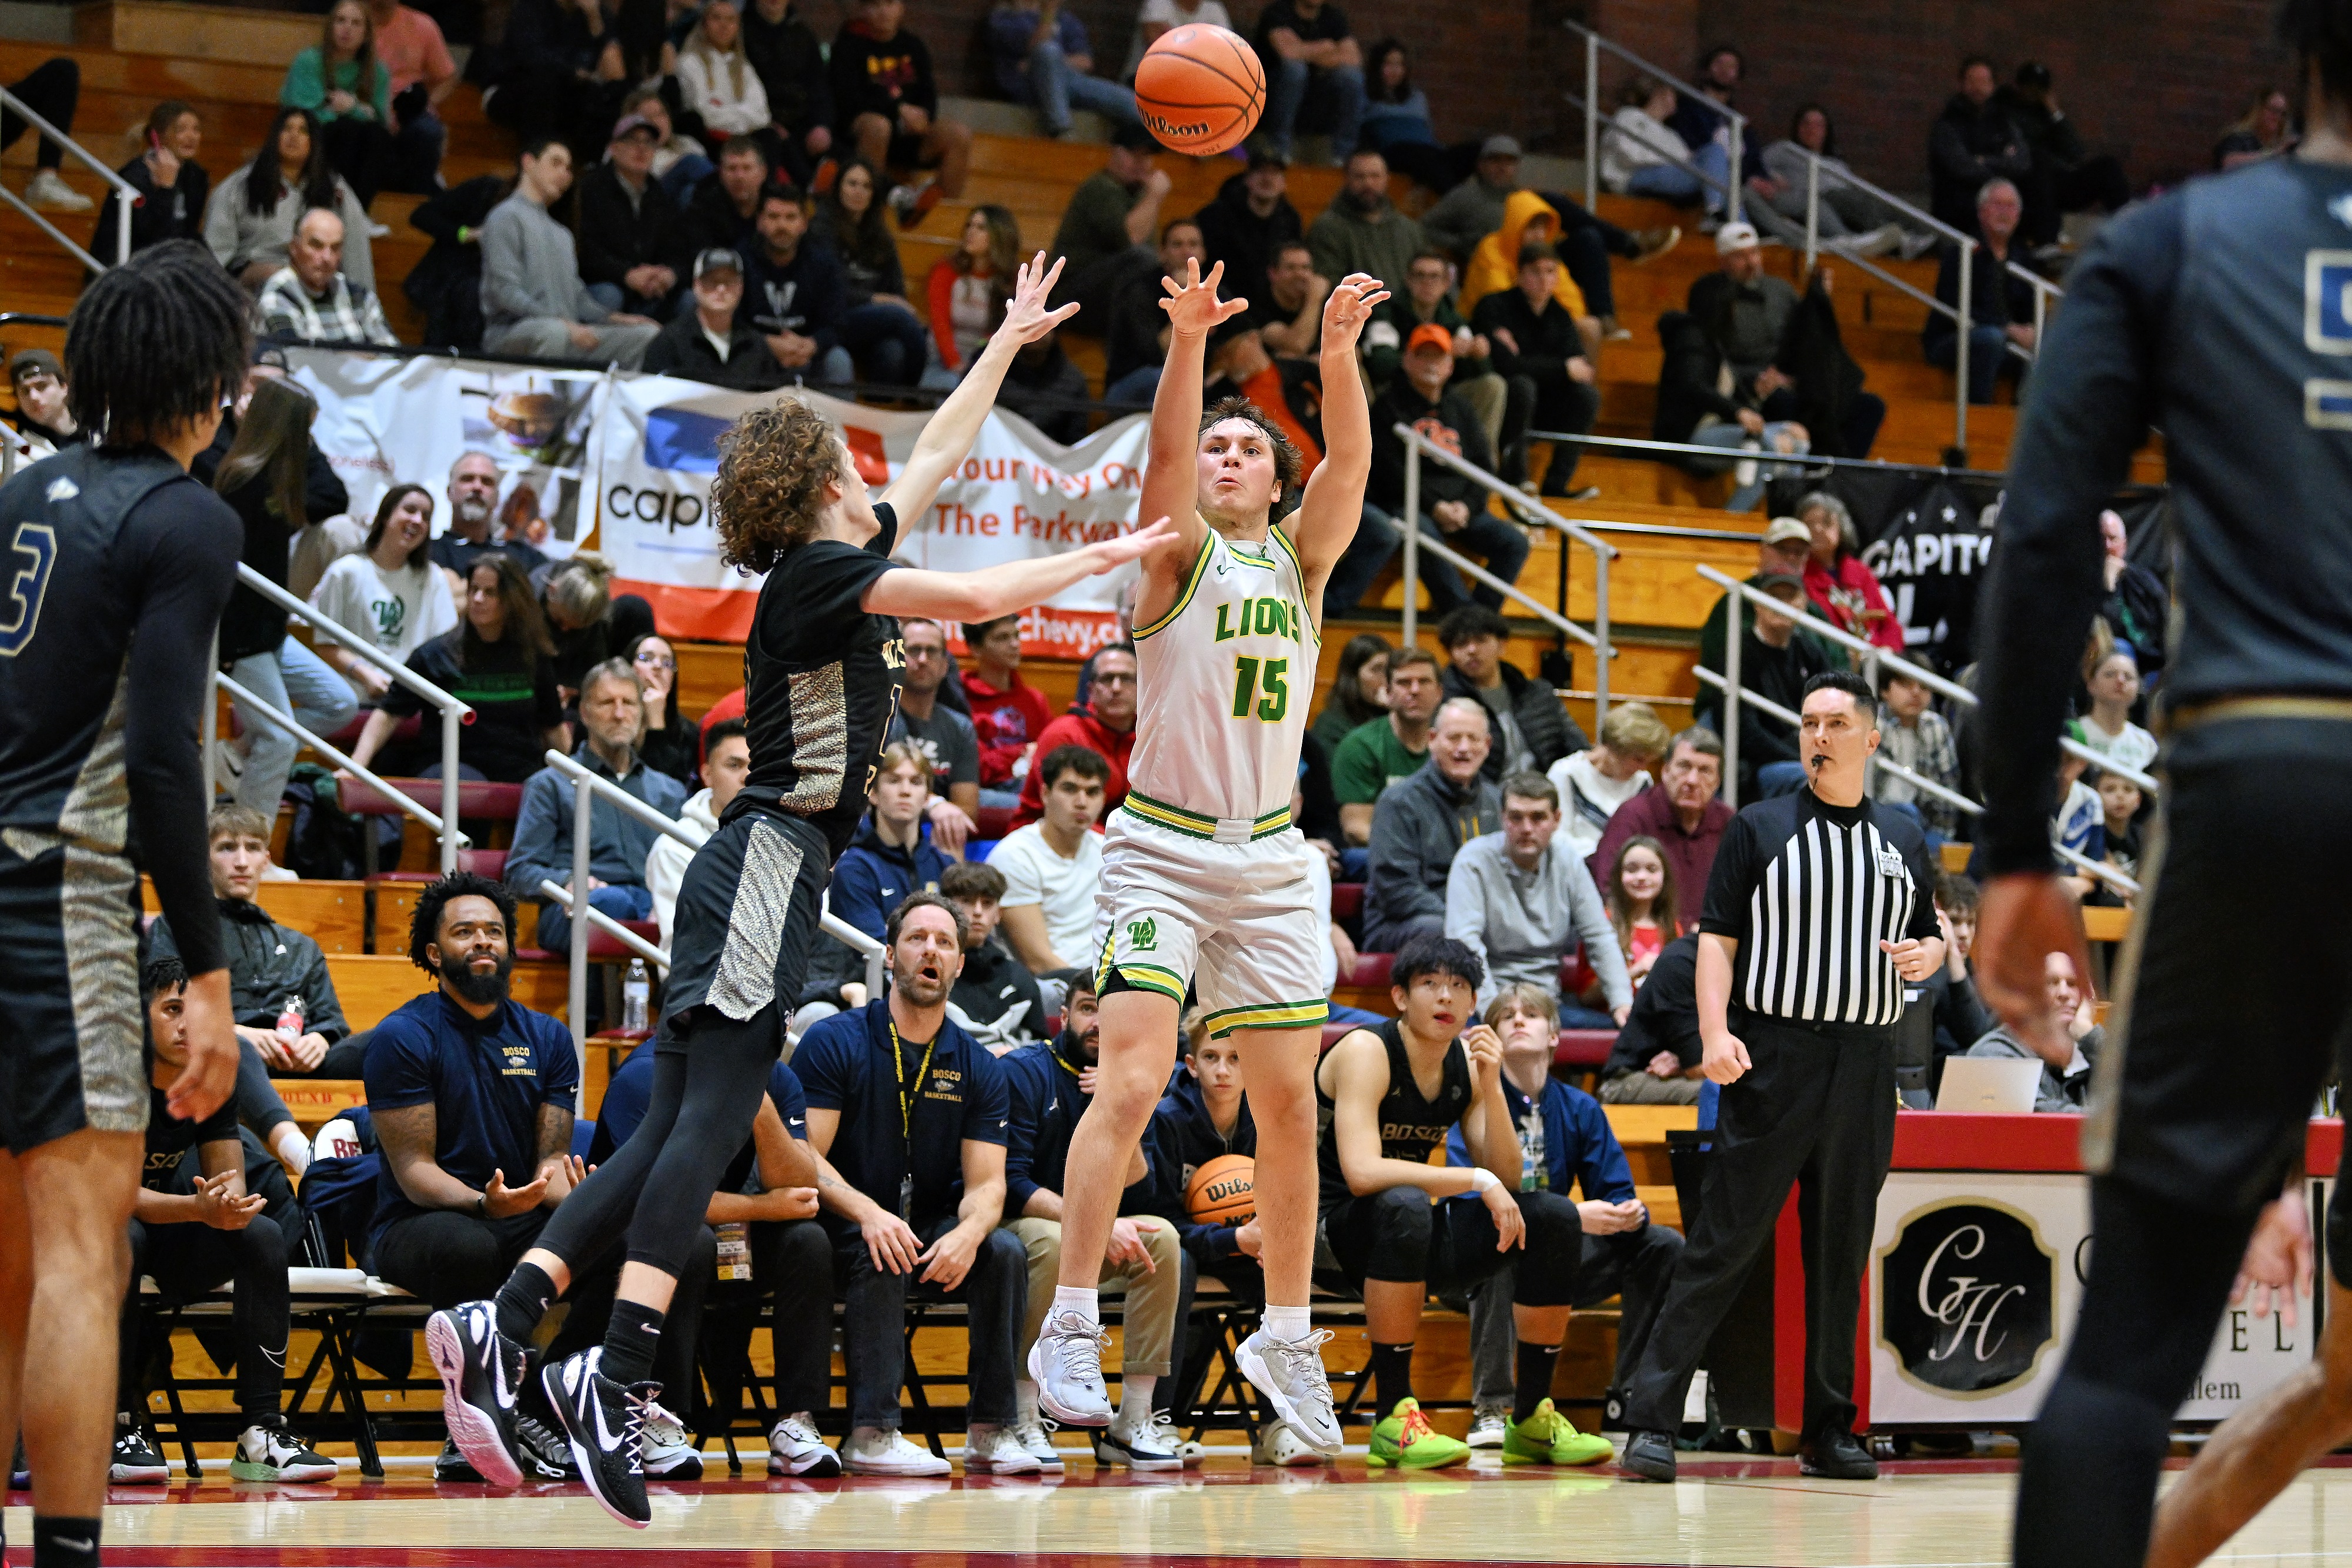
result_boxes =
[863,514,1174,622]
[1286,273,1389,583]
[1131,259,1249,626]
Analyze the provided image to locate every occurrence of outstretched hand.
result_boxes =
[1083,514,1178,571]
[995,251,1081,345]
[1160,258,1250,338]
[1319,272,1390,353]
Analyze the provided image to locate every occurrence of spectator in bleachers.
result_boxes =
[815,159,931,385]
[1444,771,1628,1024]
[363,0,455,192]
[620,88,713,202]
[349,554,564,783]
[1318,935,1602,1469]
[98,102,208,262]
[1602,834,1678,976]
[1875,667,1961,838]
[1365,697,1499,951]
[2052,727,2104,895]
[941,860,1046,1051]
[1308,150,1421,298]
[2078,647,2157,775]
[888,618,984,845]
[741,0,834,186]
[928,205,1020,378]
[686,136,774,262]
[1472,241,1601,499]
[1603,75,1727,221]
[964,612,1053,803]
[1334,644,1440,850]
[993,744,1110,975]
[206,107,376,294]
[1665,44,1768,203]
[1013,643,1136,827]
[113,959,339,1487]
[624,634,696,785]
[481,138,662,367]
[1049,123,1170,328]
[431,452,546,580]
[1311,633,1388,756]
[1362,248,1499,417]
[2215,83,2291,171]
[211,375,362,817]
[1928,57,2031,236]
[1105,217,1205,404]
[2097,509,2166,681]
[1193,152,1302,313]
[1596,930,1702,1104]
[677,1,776,161]
[797,895,1031,1475]
[1338,328,1517,616]
[1695,571,1838,799]
[1438,606,1584,780]
[6,349,79,453]
[828,0,971,229]
[259,208,400,346]
[540,553,656,705]
[1453,982,1682,1448]
[1693,225,1884,460]
[283,0,395,209]
[1758,103,1932,260]
[149,803,358,1074]
[743,182,854,383]
[1962,951,2102,1112]
[1356,39,1466,196]
[506,654,687,952]
[1589,728,1730,917]
[1122,0,1232,78]
[1244,240,1327,360]
[1998,62,2129,253]
[1795,492,1902,653]
[308,484,456,702]
[989,0,1141,139]
[365,873,583,1308]
[0,55,88,212]
[1424,136,1675,332]
[489,0,629,155]
[1251,0,1364,165]
[1550,701,1671,858]
[1695,519,1822,673]
[642,246,797,389]
[404,169,511,350]
[1652,298,1811,513]
[2099,772,2144,881]
[830,743,957,959]
[647,716,746,948]
[1926,178,2037,404]
[578,113,687,319]
[1003,972,1185,1469]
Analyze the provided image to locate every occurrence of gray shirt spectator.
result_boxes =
[480,141,661,367]
[1365,698,1500,951]
[1444,814,1631,1015]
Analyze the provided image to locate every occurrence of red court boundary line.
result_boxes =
[32,1555,1764,1568]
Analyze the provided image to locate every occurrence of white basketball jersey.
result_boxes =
[1124,520,1319,836]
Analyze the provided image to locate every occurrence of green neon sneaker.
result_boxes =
[1501,1398,1615,1467]
[1367,1397,1471,1469]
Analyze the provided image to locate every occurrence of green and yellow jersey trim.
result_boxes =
[1132,530,1215,641]
[1094,928,1189,1001]
[1121,789,1292,841]
[1203,998,1330,1038]
[1267,523,1321,644]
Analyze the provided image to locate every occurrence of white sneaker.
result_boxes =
[1466,1403,1510,1450]
[767,1412,842,1477]
[1234,1328,1342,1455]
[1250,1420,1328,1467]
[1144,1409,1204,1467]
[1009,1419,1064,1472]
[26,170,91,212]
[639,1401,702,1479]
[962,1423,1044,1474]
[1025,1308,1112,1425]
[843,1427,950,1476]
[229,1419,338,1483]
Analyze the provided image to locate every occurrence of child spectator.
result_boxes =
[1601,835,1676,986]
[1874,667,1962,838]
[1549,701,1670,857]
[282,0,395,208]
[963,613,1053,802]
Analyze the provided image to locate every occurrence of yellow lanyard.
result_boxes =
[890,1021,939,1146]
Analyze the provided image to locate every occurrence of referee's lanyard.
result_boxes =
[890,1021,938,1222]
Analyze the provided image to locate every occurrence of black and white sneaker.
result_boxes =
[542,1348,653,1528]
[109,1422,169,1484]
[640,1400,704,1480]
[230,1417,338,1482]
[425,1302,527,1487]
[433,1439,483,1484]
[514,1411,576,1481]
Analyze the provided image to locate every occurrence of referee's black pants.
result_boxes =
[1622,1011,1896,1438]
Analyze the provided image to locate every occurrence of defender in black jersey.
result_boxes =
[427,253,1175,1525]
[0,239,252,1568]
[1976,14,2352,1566]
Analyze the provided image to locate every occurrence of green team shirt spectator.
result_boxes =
[1331,716,1428,806]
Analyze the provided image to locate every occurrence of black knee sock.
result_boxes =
[598,1298,665,1389]
[1513,1342,1561,1425]
[34,1516,102,1568]
[1368,1341,1415,1413]
[495,1261,558,1343]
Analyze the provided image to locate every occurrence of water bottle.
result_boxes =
[622,960,650,1032]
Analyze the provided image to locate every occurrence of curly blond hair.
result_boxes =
[711,399,847,574]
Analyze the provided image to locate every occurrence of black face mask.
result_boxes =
[440,950,514,1008]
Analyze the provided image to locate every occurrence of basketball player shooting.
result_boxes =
[1026,258,1388,1453]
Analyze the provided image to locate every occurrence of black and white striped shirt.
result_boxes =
[1699,790,1938,1029]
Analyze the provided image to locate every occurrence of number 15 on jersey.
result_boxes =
[1230,656,1289,722]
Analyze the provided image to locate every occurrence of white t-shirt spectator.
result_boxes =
[1546,751,1653,859]
[989,822,1104,963]
[1122,0,1234,79]
[308,552,458,681]
[1601,104,1689,192]
[2077,716,2158,777]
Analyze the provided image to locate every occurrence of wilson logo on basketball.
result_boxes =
[1142,109,1215,142]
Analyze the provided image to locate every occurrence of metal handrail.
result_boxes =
[1528,430,2171,490]
[0,86,138,269]
[2060,735,2159,795]
[215,673,455,844]
[1563,19,1746,222]
[539,880,667,969]
[1398,423,1617,717]
[1563,86,1740,211]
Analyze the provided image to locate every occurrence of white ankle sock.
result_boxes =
[1262,1304,1311,1342]
[1015,1380,1041,1427]
[1117,1374,1157,1423]
[1052,1286,1100,1324]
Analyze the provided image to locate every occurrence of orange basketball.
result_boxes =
[1185,1153,1257,1225]
[1134,24,1265,156]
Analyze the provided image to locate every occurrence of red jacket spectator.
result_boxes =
[1803,551,1904,654]
[1013,707,1134,827]
[1587,781,1733,914]
[965,669,1051,787]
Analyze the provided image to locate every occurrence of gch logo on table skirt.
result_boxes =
[1876,1198,2057,1398]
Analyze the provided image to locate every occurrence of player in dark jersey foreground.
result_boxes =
[1973,6,2352,1564]
[0,239,249,1568]
[427,253,1175,1528]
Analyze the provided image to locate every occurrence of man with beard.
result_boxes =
[429,450,545,582]
[1001,971,1184,1470]
[1011,642,1138,828]
[1307,150,1424,307]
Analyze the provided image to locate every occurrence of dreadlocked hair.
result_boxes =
[711,398,847,574]
[1198,394,1305,491]
[65,240,251,447]
[2280,0,2352,109]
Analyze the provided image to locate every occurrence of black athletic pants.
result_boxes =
[1326,1185,1586,1304]
[700,1218,836,1424]
[121,1215,288,1417]
[374,1208,550,1308]
[1,59,76,171]
[1623,1012,1896,1437]
[548,1223,719,1412]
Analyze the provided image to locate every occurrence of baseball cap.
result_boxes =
[8,348,59,384]
[1714,221,1762,255]
[693,248,743,280]
[610,113,659,142]
[1479,135,1523,160]
[1405,323,1454,356]
[1748,570,1805,597]
[1761,517,1812,550]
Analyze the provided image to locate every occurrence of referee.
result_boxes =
[1617,670,1943,1483]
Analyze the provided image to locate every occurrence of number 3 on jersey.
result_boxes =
[0,521,56,656]
[1229,656,1288,722]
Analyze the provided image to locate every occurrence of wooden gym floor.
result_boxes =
[12,1451,2352,1567]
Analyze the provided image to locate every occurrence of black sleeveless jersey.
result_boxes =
[1317,1018,1474,1209]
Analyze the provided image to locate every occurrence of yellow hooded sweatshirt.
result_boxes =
[1458,189,1591,321]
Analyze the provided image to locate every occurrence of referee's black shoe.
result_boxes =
[1798,1427,1879,1480]
[1619,1428,1676,1482]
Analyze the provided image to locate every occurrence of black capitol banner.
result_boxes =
[1878,1201,2057,1396]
